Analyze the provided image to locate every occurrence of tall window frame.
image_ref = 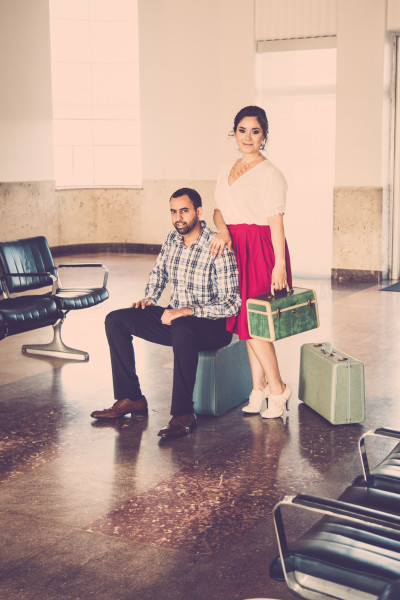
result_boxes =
[49,0,141,189]
[256,39,337,278]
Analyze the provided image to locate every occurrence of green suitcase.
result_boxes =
[298,343,365,424]
[246,287,319,342]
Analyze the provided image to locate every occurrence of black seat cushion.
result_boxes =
[54,287,109,311]
[0,296,61,335]
[270,442,400,598]
[380,579,400,600]
[270,513,400,597]
[340,484,400,516]
[353,443,400,494]
[270,484,400,597]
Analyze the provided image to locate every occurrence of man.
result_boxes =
[91,188,241,438]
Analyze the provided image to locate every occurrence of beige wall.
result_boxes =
[335,0,388,187]
[0,180,217,248]
[0,0,54,182]
[139,0,255,181]
[333,187,384,281]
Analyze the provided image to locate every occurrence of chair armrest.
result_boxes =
[56,263,109,288]
[1,272,57,280]
[291,493,400,527]
[359,428,400,484]
[273,492,400,587]
[0,272,57,297]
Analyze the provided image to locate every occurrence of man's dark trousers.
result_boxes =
[105,306,233,415]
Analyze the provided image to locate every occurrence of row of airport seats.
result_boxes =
[0,236,109,360]
[267,427,400,600]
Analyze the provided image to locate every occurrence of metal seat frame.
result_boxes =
[273,492,400,600]
[272,428,400,600]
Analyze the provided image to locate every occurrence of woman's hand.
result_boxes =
[209,229,233,258]
[271,262,287,292]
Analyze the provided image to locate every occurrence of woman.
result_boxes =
[210,105,292,419]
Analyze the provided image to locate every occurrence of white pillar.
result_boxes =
[333,0,390,281]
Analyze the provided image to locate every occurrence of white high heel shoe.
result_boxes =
[242,385,270,415]
[261,384,291,419]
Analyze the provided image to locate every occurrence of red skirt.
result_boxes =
[226,224,292,340]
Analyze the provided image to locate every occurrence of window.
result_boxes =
[49,0,141,188]
[256,47,337,277]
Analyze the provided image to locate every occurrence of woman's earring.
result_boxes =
[259,140,266,151]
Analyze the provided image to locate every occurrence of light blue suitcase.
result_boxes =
[193,335,252,416]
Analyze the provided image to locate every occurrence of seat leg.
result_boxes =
[22,319,89,361]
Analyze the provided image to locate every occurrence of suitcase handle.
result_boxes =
[313,343,348,361]
[270,283,292,298]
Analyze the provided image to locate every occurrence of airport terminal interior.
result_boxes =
[3,0,400,599]
[0,250,399,600]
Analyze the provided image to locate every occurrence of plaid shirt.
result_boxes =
[145,221,241,319]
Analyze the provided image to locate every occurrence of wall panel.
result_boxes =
[255,0,337,41]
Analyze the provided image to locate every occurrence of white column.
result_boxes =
[333,0,390,281]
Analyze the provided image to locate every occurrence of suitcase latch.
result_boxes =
[276,308,281,319]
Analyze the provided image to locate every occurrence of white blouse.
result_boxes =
[214,159,287,226]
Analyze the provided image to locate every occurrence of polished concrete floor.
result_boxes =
[1,252,400,600]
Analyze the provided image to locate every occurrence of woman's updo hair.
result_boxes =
[232,105,269,149]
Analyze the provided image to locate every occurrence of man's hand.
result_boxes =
[131,299,154,309]
[161,307,193,325]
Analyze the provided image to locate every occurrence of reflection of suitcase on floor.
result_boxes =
[299,343,365,425]
[247,287,319,342]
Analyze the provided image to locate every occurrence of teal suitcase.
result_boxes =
[247,287,319,342]
[299,343,365,424]
[193,335,252,416]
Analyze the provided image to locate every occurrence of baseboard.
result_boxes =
[331,268,383,283]
[51,242,162,257]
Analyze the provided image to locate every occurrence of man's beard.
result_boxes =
[174,217,198,235]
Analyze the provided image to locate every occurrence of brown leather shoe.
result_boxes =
[157,413,197,438]
[90,396,148,419]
